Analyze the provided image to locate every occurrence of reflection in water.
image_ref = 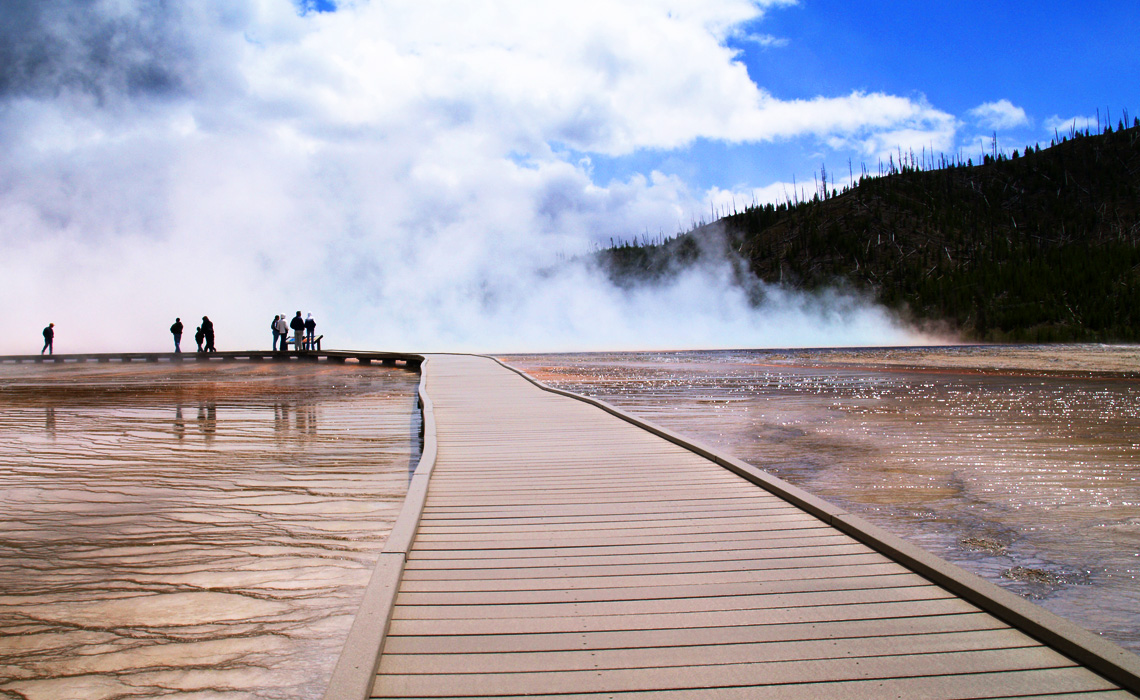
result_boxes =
[197,400,217,443]
[275,400,289,437]
[272,401,321,443]
[0,362,420,700]
[298,404,313,435]
[506,345,1140,654]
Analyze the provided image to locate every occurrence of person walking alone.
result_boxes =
[289,311,305,351]
[201,316,216,352]
[170,318,184,353]
[271,315,282,351]
[41,323,54,355]
[304,313,316,350]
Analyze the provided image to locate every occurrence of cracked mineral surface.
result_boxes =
[0,361,420,700]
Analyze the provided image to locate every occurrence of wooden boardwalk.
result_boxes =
[327,354,1140,699]
[0,350,422,367]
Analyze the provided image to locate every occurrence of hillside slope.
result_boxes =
[601,122,1140,341]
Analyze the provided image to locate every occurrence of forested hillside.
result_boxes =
[600,120,1140,341]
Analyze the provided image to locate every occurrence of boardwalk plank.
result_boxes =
[409,528,841,552]
[386,597,979,636]
[399,561,901,589]
[379,628,1036,674]
[381,612,1007,654]
[390,586,958,623]
[393,572,928,606]
[417,508,793,524]
[419,499,792,511]
[406,534,854,559]
[411,521,828,543]
[400,551,890,579]
[413,514,823,536]
[373,670,1121,700]
[417,504,807,525]
[402,543,875,570]
[374,647,1077,696]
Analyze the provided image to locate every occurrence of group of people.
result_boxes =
[42,312,314,355]
[169,316,215,353]
[272,312,317,352]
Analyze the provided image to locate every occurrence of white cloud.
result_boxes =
[734,32,790,48]
[0,0,939,353]
[817,95,958,162]
[1044,113,1099,137]
[226,0,955,155]
[968,99,1030,130]
[705,181,801,213]
[753,34,789,47]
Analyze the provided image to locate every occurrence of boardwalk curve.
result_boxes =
[328,354,1140,700]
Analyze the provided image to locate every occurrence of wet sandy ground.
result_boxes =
[0,362,420,700]
[504,344,1140,653]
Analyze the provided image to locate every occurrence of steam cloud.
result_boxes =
[0,0,939,353]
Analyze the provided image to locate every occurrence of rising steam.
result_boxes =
[0,0,941,354]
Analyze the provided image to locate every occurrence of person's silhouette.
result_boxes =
[41,323,54,355]
[201,316,216,352]
[170,318,184,353]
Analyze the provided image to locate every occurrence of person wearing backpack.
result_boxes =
[41,323,54,355]
[170,318,184,353]
[271,315,282,351]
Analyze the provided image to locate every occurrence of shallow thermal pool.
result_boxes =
[0,361,420,700]
[504,344,1140,654]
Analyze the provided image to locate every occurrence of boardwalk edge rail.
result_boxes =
[490,356,1140,694]
[322,357,437,700]
[0,350,424,366]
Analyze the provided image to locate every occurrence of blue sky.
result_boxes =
[737,1,1138,111]
[1,0,1138,351]
[589,1,1140,196]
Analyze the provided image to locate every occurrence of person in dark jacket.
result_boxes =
[289,311,305,351]
[170,318,184,353]
[194,326,204,352]
[201,316,216,352]
[304,313,316,350]
[271,315,281,351]
[41,323,54,355]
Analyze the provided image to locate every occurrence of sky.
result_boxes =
[1,0,1136,353]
